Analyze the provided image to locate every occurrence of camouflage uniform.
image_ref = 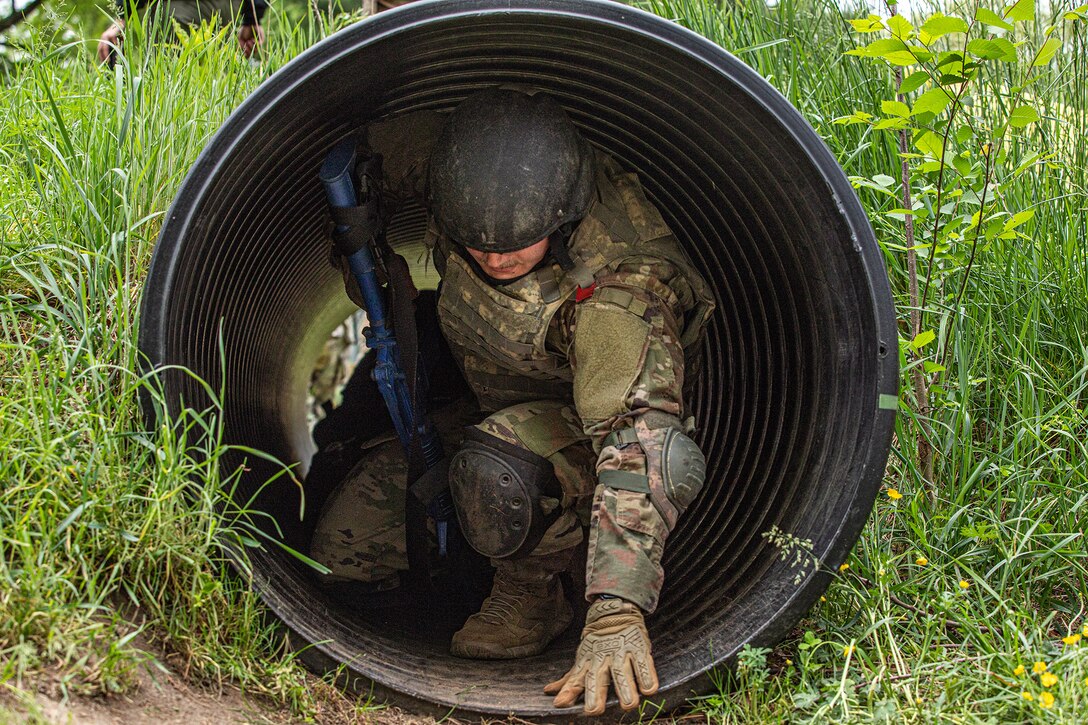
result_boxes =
[312,112,714,614]
[310,434,408,584]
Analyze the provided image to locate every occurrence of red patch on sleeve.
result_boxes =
[575,283,597,302]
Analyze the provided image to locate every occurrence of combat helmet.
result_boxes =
[426,88,595,253]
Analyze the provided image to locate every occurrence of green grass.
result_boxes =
[643,0,1088,721]
[0,5,372,717]
[2,0,1087,722]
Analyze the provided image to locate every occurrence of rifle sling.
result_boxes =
[382,243,438,587]
[330,204,382,256]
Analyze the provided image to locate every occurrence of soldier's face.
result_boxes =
[464,237,550,280]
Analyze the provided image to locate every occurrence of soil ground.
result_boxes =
[1,672,441,725]
[0,633,439,725]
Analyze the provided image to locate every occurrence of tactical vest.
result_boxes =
[436,153,715,413]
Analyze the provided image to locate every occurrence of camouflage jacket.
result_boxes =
[362,111,716,612]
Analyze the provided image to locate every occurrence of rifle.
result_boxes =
[319,138,454,556]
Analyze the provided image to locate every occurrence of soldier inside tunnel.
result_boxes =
[306,87,716,716]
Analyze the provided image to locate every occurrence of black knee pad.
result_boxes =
[449,427,561,559]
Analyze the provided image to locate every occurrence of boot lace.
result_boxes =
[476,589,528,624]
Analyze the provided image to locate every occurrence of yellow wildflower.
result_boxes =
[820,596,827,602]
[1038,691,1055,709]
[1062,633,1081,646]
[1082,623,1087,637]
[839,563,850,572]
[843,644,855,656]
[785,659,793,666]
[916,556,928,566]
[959,579,970,589]
[1033,661,1048,674]
[1014,664,1025,676]
[887,488,902,500]
[1041,672,1058,688]
[1021,691,1033,701]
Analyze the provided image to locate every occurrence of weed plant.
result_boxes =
[0,4,374,718]
[643,0,1088,721]
[1,0,1086,722]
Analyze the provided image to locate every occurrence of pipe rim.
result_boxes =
[139,0,898,718]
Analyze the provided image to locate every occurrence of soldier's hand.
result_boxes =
[544,598,659,715]
[237,23,265,58]
[97,21,124,64]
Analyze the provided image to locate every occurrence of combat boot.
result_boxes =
[450,554,574,659]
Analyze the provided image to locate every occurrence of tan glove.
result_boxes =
[544,598,659,715]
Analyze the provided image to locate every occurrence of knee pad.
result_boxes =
[449,427,561,559]
[599,426,706,528]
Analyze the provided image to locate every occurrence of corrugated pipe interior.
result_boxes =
[139,0,898,718]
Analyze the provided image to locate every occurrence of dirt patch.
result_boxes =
[2,671,444,725]
[0,632,440,725]
[0,635,678,724]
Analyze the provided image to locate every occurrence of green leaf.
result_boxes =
[1006,0,1035,23]
[953,155,972,176]
[1009,105,1040,127]
[56,500,97,537]
[967,38,1018,61]
[875,118,910,130]
[882,99,911,117]
[849,176,899,196]
[849,15,885,32]
[1004,209,1035,230]
[887,14,914,37]
[911,87,953,116]
[832,111,874,125]
[909,48,934,63]
[865,37,910,55]
[856,38,931,65]
[910,330,937,350]
[899,71,929,94]
[923,361,947,374]
[921,15,970,38]
[1012,152,1043,175]
[872,174,896,187]
[936,50,966,68]
[1033,37,1062,66]
[915,131,945,160]
[885,51,928,66]
[976,7,1015,30]
[960,522,999,541]
[885,208,925,221]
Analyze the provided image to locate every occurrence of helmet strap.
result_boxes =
[549,222,577,271]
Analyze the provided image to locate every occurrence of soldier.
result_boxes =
[312,87,715,715]
[97,0,267,63]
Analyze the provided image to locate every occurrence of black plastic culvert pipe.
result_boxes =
[139,0,898,718]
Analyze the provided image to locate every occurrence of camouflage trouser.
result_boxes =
[309,400,476,584]
[309,432,411,584]
[311,399,670,609]
[311,400,598,583]
[131,0,243,28]
[163,0,239,26]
